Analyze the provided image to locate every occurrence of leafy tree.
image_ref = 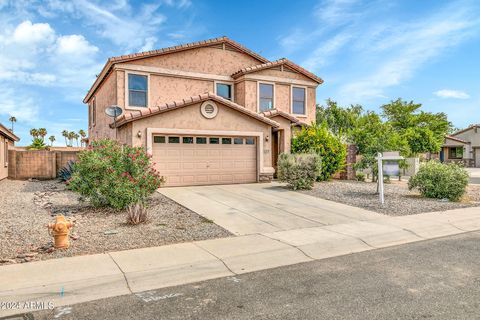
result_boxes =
[292,123,347,181]
[8,116,16,132]
[349,111,409,180]
[381,98,450,156]
[316,99,363,137]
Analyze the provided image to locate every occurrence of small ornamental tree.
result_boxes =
[67,139,165,210]
[292,123,346,181]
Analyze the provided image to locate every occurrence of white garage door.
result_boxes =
[152,135,258,187]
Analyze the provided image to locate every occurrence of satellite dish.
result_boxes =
[105,105,123,129]
[105,105,123,118]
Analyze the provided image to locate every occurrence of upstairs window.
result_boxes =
[216,83,232,100]
[292,87,306,115]
[128,74,148,108]
[259,83,274,112]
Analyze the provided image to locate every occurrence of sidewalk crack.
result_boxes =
[108,253,133,294]
[260,234,315,260]
[193,243,237,276]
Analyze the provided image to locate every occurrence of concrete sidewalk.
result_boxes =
[1,207,479,317]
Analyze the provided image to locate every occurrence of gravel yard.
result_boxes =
[0,179,231,265]
[301,180,480,215]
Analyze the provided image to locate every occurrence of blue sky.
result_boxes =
[0,0,479,145]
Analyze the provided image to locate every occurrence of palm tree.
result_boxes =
[8,116,16,132]
[68,131,76,147]
[30,128,39,139]
[78,129,86,147]
[38,128,47,142]
[73,133,80,147]
[62,130,69,146]
[48,135,56,146]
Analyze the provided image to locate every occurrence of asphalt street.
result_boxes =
[25,231,480,319]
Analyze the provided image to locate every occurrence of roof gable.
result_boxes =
[231,58,323,84]
[451,125,480,137]
[112,93,280,128]
[84,36,270,103]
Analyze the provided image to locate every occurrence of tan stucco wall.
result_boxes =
[129,47,263,75]
[253,68,314,82]
[89,72,117,141]
[149,75,213,106]
[0,136,8,180]
[129,101,273,168]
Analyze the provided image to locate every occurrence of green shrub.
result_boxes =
[27,138,48,150]
[67,139,165,210]
[355,172,366,182]
[291,123,346,181]
[277,153,322,190]
[408,161,468,201]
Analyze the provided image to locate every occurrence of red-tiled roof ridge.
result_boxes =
[231,58,323,84]
[111,92,280,128]
[83,36,270,103]
[450,124,480,137]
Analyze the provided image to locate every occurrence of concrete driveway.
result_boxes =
[159,182,381,235]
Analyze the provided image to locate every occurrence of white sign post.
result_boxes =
[376,152,404,205]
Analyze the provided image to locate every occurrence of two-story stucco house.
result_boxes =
[0,123,19,180]
[83,36,323,186]
[441,125,480,167]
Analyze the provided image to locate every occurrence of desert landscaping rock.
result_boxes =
[0,179,232,264]
[301,180,480,215]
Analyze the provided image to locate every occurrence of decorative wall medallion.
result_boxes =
[200,101,218,119]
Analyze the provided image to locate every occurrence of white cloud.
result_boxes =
[12,20,55,45]
[0,88,39,122]
[55,34,98,57]
[434,89,470,99]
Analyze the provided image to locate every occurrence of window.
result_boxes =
[245,137,255,145]
[153,136,165,143]
[234,138,243,145]
[183,137,194,144]
[196,137,207,144]
[128,74,148,107]
[259,83,274,112]
[168,136,180,143]
[449,147,463,159]
[292,87,306,115]
[209,137,219,144]
[216,83,232,100]
[222,137,232,144]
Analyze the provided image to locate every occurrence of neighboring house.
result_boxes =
[0,123,20,180]
[441,125,480,167]
[83,36,323,186]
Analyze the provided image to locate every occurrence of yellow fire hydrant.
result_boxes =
[47,215,74,249]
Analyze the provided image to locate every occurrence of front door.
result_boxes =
[475,148,480,168]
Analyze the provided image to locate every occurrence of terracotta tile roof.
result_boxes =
[111,93,280,128]
[260,109,305,124]
[83,36,270,103]
[0,123,19,141]
[231,58,324,84]
[444,135,469,144]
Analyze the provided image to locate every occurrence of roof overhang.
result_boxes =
[111,93,280,129]
[0,123,19,141]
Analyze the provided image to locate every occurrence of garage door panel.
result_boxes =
[153,134,258,187]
